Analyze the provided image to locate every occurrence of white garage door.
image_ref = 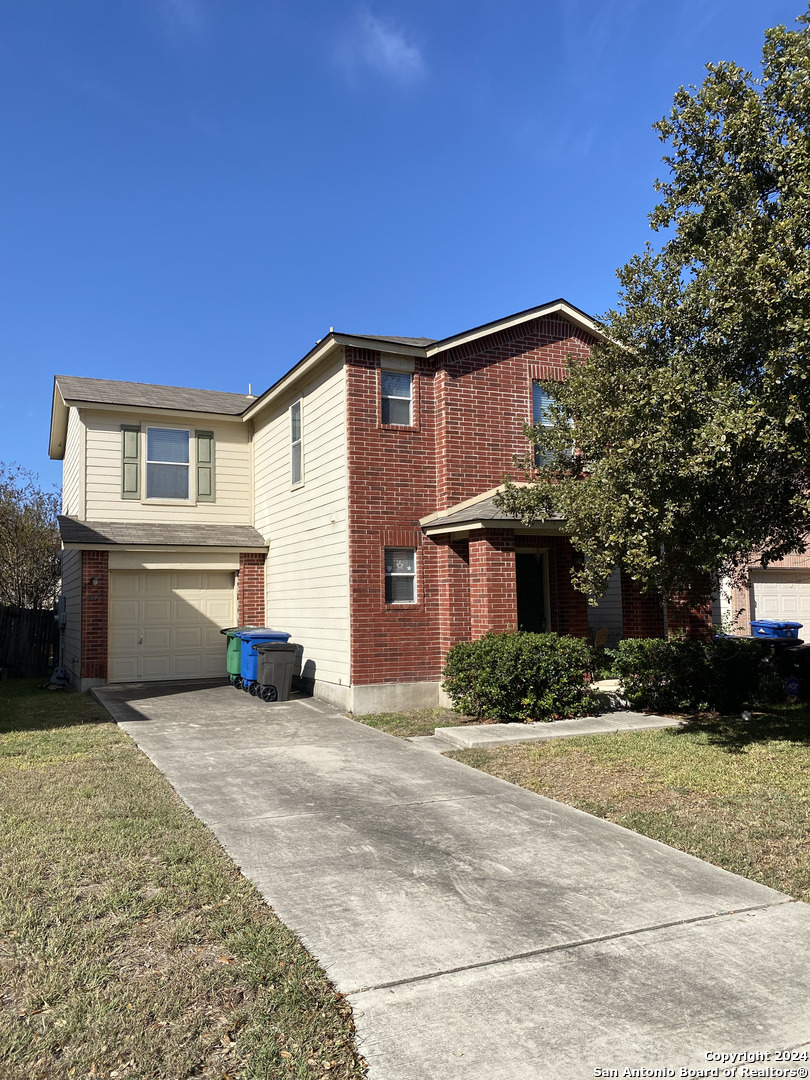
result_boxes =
[108,571,235,682]
[750,571,810,624]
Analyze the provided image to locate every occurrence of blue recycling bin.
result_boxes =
[750,620,803,639]
[237,629,291,692]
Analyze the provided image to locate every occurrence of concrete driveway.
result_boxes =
[94,681,810,1079]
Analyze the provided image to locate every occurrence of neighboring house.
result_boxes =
[719,558,810,636]
[49,298,707,711]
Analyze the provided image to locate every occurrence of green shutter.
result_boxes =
[121,425,141,499]
[196,431,215,502]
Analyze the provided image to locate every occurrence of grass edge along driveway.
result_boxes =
[0,680,367,1080]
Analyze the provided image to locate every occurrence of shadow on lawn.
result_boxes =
[675,705,810,751]
[0,677,112,734]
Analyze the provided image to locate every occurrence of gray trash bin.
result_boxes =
[253,642,298,703]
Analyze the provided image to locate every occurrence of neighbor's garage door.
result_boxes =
[750,570,810,624]
[108,571,235,682]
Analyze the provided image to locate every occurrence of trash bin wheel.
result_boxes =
[260,685,278,703]
[242,680,252,693]
[248,681,260,697]
[233,676,242,690]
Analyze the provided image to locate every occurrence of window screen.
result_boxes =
[532,382,553,466]
[381,371,412,426]
[291,400,302,485]
[146,428,189,499]
[385,547,416,603]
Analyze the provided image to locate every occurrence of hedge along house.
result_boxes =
[50,299,709,708]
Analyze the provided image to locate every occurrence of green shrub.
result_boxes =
[614,636,766,713]
[442,632,598,722]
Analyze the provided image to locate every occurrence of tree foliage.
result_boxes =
[0,464,61,610]
[498,8,810,600]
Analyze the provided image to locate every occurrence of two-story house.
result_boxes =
[50,298,702,710]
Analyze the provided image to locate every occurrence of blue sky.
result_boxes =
[1,0,801,489]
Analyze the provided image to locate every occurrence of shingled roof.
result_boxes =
[351,335,437,347]
[55,375,251,416]
[58,517,267,549]
[419,486,563,534]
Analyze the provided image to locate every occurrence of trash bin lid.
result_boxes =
[237,628,291,641]
[750,620,803,628]
[252,641,297,653]
[220,625,263,636]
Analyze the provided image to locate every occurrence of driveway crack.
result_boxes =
[346,899,796,996]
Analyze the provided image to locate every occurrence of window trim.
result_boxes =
[144,425,192,502]
[290,399,303,488]
[384,546,417,605]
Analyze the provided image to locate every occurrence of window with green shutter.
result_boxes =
[121,425,141,499]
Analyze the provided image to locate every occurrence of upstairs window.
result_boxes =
[532,381,573,466]
[381,371,412,426]
[146,427,189,499]
[385,547,416,603]
[290,399,303,486]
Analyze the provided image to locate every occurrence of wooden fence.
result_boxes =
[0,606,60,678]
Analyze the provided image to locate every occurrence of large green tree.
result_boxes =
[498,7,810,601]
[0,464,61,610]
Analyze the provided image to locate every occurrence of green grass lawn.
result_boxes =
[447,707,810,902]
[355,706,480,738]
[0,680,366,1080]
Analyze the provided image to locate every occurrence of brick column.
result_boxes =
[80,550,109,681]
[620,570,666,638]
[238,553,266,625]
[468,530,517,638]
[436,539,471,662]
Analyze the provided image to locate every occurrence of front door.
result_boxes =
[516,552,548,632]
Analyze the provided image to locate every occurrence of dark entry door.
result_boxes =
[516,553,548,632]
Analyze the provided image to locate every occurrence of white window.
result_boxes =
[146,427,190,499]
[385,547,416,603]
[381,371,412,426]
[532,381,572,465]
[290,399,302,486]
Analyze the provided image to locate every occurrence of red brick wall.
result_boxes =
[80,550,108,680]
[620,571,713,641]
[469,531,517,638]
[238,553,266,626]
[620,571,666,639]
[345,316,597,685]
[667,581,714,640]
[435,316,592,510]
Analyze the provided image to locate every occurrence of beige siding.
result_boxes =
[62,408,84,517]
[253,355,350,689]
[83,410,251,523]
[60,548,83,683]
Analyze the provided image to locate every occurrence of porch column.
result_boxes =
[468,530,517,638]
[435,539,471,661]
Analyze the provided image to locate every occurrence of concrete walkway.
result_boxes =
[94,681,810,1080]
[411,710,684,751]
